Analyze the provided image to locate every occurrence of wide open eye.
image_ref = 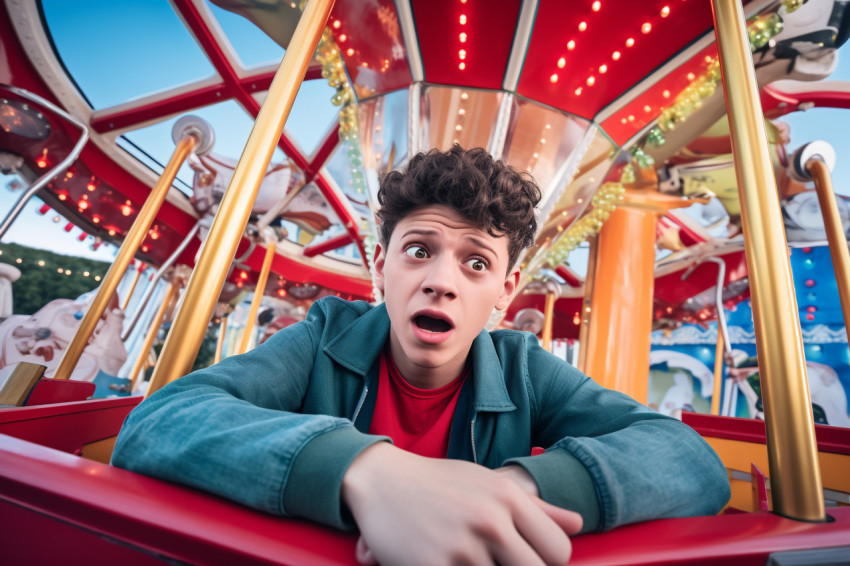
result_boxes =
[466,258,488,272]
[404,245,429,259]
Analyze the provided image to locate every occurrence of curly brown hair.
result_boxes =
[377,146,541,270]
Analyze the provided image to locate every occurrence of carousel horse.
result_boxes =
[187,151,334,235]
[0,292,127,389]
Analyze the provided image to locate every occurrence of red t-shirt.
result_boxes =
[368,347,469,458]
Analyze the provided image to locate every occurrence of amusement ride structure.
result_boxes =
[0,0,849,563]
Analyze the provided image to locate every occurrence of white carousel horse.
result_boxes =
[187,152,334,235]
[0,292,127,386]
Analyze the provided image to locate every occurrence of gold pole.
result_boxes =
[237,240,276,355]
[0,362,45,406]
[121,263,145,311]
[52,135,197,381]
[214,315,228,364]
[147,0,335,393]
[541,291,556,352]
[808,158,850,336]
[576,235,598,373]
[129,279,180,391]
[711,327,724,416]
[711,0,824,521]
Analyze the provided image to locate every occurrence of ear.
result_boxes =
[495,267,520,311]
[372,242,386,295]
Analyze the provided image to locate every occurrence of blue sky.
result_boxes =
[1,1,848,267]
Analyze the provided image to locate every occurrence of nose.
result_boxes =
[421,255,458,299]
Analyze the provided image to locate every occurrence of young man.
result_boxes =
[112,146,730,565]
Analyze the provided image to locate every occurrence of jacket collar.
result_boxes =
[324,303,515,413]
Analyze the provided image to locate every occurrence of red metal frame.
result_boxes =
[0,396,141,455]
[1,430,848,566]
[303,232,354,257]
[683,413,850,456]
[761,83,850,119]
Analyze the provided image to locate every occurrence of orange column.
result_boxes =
[583,205,657,402]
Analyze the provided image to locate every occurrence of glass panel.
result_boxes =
[520,129,617,275]
[120,100,258,194]
[502,98,591,194]
[357,88,409,173]
[253,79,340,157]
[546,129,617,226]
[285,80,340,156]
[206,1,285,69]
[276,181,341,245]
[325,145,371,221]
[0,176,116,263]
[42,0,216,109]
[422,86,502,151]
[330,0,412,100]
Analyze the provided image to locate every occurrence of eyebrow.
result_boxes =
[467,236,498,258]
[401,228,498,258]
[400,228,439,239]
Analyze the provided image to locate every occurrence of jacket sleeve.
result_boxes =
[505,334,730,533]
[111,301,386,530]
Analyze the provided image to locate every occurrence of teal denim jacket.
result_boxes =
[112,297,730,533]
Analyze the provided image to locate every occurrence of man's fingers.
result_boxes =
[533,496,584,535]
[511,496,574,565]
[355,536,378,565]
[491,528,549,566]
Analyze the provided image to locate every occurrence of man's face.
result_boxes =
[374,205,519,388]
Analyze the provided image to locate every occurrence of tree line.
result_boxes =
[0,242,112,316]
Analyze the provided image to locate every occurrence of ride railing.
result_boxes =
[0,0,845,555]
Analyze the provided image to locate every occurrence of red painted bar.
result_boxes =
[0,396,141,454]
[684,413,850,456]
[1,433,848,565]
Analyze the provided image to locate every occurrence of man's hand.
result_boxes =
[342,443,582,566]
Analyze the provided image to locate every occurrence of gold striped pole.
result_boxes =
[541,290,556,353]
[711,0,824,521]
[807,158,850,337]
[237,239,276,354]
[576,236,598,374]
[129,278,180,391]
[120,262,146,311]
[214,315,228,364]
[146,0,335,394]
[52,135,197,381]
[711,329,724,416]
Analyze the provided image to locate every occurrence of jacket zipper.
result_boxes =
[469,416,478,464]
[351,383,369,425]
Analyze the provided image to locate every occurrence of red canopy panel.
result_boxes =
[601,44,720,146]
[411,0,522,90]
[331,0,413,99]
[517,0,720,123]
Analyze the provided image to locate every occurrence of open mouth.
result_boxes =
[414,315,453,333]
